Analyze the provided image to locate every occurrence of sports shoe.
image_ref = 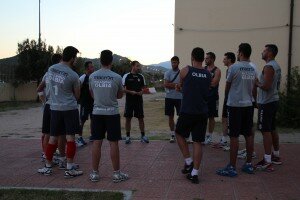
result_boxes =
[254,159,274,172]
[242,163,254,174]
[58,158,67,170]
[186,173,199,184]
[64,168,83,178]
[223,146,230,151]
[271,154,282,165]
[112,171,129,183]
[203,135,212,145]
[181,162,193,174]
[76,138,84,147]
[216,164,237,177]
[169,135,175,143]
[90,171,100,182]
[78,137,87,145]
[237,151,257,159]
[125,137,131,144]
[141,136,149,143]
[212,140,228,149]
[38,166,52,176]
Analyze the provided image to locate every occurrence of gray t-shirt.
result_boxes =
[42,72,50,105]
[257,60,281,104]
[164,69,182,99]
[226,61,256,107]
[89,68,123,115]
[48,63,80,111]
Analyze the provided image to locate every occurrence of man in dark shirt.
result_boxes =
[122,61,149,144]
[175,47,211,184]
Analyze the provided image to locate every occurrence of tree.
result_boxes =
[14,38,54,86]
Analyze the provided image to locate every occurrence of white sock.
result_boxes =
[273,150,279,157]
[264,154,271,163]
[208,133,213,137]
[185,157,193,165]
[171,131,175,137]
[191,168,199,176]
[45,163,52,168]
[67,163,74,170]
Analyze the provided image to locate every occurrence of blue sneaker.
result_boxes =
[141,136,149,143]
[242,163,254,174]
[216,164,237,177]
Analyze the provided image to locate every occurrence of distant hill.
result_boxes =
[151,61,171,69]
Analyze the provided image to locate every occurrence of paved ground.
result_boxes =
[0,138,300,200]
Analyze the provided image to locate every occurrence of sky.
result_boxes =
[0,0,175,65]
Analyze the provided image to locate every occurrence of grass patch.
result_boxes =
[0,101,40,112]
[0,188,123,200]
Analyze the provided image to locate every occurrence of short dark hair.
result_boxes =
[265,44,278,57]
[224,52,236,63]
[100,50,113,66]
[206,52,216,60]
[171,56,179,62]
[62,46,79,62]
[238,43,252,58]
[191,47,205,62]
[84,61,92,69]
[131,60,140,67]
[50,53,62,65]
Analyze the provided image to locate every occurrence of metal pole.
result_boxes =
[38,0,41,50]
[287,0,294,95]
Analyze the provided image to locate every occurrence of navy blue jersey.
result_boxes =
[181,66,212,115]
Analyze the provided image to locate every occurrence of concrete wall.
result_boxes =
[0,82,37,102]
[175,0,300,119]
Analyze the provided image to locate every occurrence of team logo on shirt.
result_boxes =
[192,72,207,78]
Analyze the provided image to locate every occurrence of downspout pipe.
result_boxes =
[287,0,294,95]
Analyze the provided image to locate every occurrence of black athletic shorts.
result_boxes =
[124,102,144,118]
[257,101,279,132]
[80,105,93,121]
[42,104,51,134]
[207,96,219,118]
[222,98,228,118]
[175,113,208,142]
[227,106,254,138]
[50,109,80,136]
[91,114,122,141]
[165,98,181,116]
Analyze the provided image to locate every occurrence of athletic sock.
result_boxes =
[126,132,130,137]
[191,168,199,176]
[171,131,175,137]
[264,154,272,163]
[185,157,193,165]
[221,136,227,143]
[208,132,213,138]
[45,143,57,162]
[67,162,74,170]
[66,141,76,159]
[273,150,280,157]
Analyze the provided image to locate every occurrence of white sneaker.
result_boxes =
[38,166,52,175]
[90,171,100,182]
[64,169,83,178]
[113,171,129,183]
[237,151,257,159]
[169,135,175,143]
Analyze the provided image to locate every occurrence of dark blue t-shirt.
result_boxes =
[181,66,212,115]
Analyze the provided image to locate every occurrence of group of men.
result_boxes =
[164,43,282,184]
[37,42,282,185]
